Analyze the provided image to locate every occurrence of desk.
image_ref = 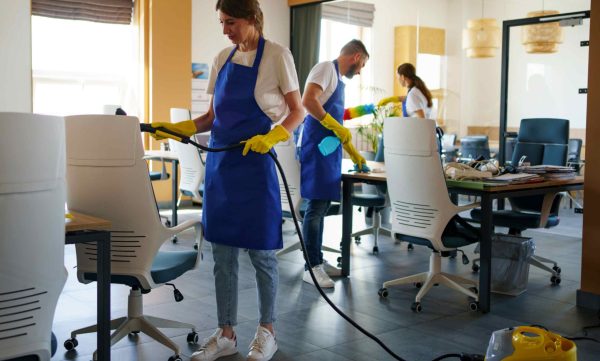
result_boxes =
[65,212,111,361]
[144,150,180,227]
[340,160,584,313]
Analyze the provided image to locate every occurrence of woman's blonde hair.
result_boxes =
[216,0,264,36]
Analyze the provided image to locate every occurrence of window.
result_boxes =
[32,16,138,116]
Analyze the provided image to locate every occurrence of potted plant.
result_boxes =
[356,101,401,155]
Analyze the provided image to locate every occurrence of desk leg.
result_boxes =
[479,194,492,313]
[341,179,352,277]
[96,232,111,361]
[171,159,179,227]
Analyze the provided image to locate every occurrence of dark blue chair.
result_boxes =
[459,135,490,161]
[471,118,569,284]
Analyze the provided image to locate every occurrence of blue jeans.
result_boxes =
[211,242,278,327]
[301,199,331,270]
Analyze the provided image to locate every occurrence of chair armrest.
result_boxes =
[168,219,204,266]
[456,202,480,212]
[539,192,560,228]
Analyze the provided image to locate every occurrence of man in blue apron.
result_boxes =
[300,39,369,288]
[150,1,303,360]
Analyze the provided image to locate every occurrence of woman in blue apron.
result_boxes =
[299,40,369,289]
[151,1,302,360]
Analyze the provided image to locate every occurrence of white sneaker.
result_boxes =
[303,265,334,288]
[322,260,342,277]
[247,326,278,361]
[191,328,237,361]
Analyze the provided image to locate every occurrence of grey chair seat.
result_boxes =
[470,208,559,231]
[84,250,197,290]
[395,223,480,249]
[351,192,386,208]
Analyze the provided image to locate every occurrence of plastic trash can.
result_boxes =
[491,234,535,296]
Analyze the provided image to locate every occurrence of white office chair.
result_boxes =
[274,139,340,257]
[381,117,480,313]
[169,108,205,205]
[64,115,203,361]
[0,112,67,361]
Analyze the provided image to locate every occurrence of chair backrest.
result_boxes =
[0,112,67,361]
[384,117,459,250]
[274,138,303,219]
[65,115,174,290]
[459,135,490,159]
[511,118,569,214]
[441,133,456,149]
[568,138,582,162]
[169,108,205,203]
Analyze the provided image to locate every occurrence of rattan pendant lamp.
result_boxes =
[521,2,563,54]
[462,0,500,58]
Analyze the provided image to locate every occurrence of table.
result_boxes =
[65,212,111,361]
[144,150,180,227]
[340,160,584,313]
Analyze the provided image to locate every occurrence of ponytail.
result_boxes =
[397,63,433,108]
[413,76,432,108]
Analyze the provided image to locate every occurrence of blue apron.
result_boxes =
[202,37,282,250]
[402,87,412,117]
[300,60,345,201]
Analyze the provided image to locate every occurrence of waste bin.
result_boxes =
[491,234,535,296]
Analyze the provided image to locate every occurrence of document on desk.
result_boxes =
[484,173,541,184]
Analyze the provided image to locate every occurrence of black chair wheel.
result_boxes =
[168,355,182,361]
[469,286,478,295]
[411,302,422,313]
[129,330,140,335]
[194,243,199,250]
[414,282,422,288]
[172,236,178,244]
[165,220,171,227]
[372,246,379,255]
[354,237,361,244]
[64,338,78,351]
[551,275,561,285]
[378,287,388,298]
[407,243,414,251]
[187,332,199,344]
[337,256,342,263]
[472,263,480,273]
[469,301,480,311]
[553,266,562,274]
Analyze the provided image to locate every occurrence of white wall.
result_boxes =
[0,0,32,112]
[191,0,290,67]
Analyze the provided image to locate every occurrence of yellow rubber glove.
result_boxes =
[320,113,351,144]
[377,95,401,107]
[242,124,290,156]
[150,120,197,141]
[343,142,368,171]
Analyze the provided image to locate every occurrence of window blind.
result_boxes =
[321,1,375,28]
[31,0,134,25]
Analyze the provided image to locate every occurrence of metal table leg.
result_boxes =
[341,178,353,276]
[479,194,493,313]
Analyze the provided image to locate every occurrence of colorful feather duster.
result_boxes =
[343,103,376,120]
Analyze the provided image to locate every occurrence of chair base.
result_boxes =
[381,252,478,307]
[69,288,196,360]
[351,207,391,254]
[276,240,340,257]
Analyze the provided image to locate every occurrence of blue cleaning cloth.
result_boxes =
[352,163,371,173]
[318,136,341,156]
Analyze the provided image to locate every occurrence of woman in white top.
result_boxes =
[380,63,433,119]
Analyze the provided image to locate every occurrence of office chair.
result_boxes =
[0,112,67,361]
[64,115,203,361]
[441,133,458,162]
[459,135,490,161]
[169,108,206,205]
[350,135,392,255]
[567,138,583,174]
[380,117,480,313]
[471,118,569,284]
[274,138,341,257]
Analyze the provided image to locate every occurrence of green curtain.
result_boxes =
[291,4,322,94]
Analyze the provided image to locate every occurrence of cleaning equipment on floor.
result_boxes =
[142,125,579,361]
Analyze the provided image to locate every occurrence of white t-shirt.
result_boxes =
[304,61,340,105]
[405,87,432,119]
[207,40,299,122]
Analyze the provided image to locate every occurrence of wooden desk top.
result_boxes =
[144,150,179,161]
[66,211,111,232]
[341,159,584,191]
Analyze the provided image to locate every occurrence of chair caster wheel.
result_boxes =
[354,237,361,244]
[337,256,342,263]
[551,275,561,285]
[168,355,182,361]
[165,220,171,227]
[411,302,422,313]
[407,243,414,251]
[472,263,480,272]
[469,301,480,311]
[378,287,388,298]
[194,242,199,250]
[553,266,561,274]
[414,282,422,288]
[64,338,78,351]
[172,236,178,244]
[469,286,478,295]
[372,246,379,255]
[187,331,199,343]
[129,330,140,336]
